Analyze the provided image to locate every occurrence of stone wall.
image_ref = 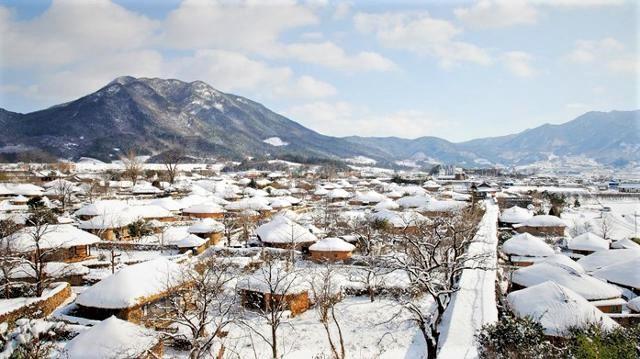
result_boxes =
[0,282,71,328]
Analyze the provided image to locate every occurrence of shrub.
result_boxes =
[476,315,561,359]
[566,323,640,359]
[127,219,153,239]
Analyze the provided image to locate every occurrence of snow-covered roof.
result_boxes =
[78,212,138,229]
[2,224,100,252]
[417,199,466,213]
[628,296,640,312]
[188,218,224,234]
[175,234,206,248]
[237,263,308,294]
[422,180,440,188]
[502,233,555,257]
[255,215,317,244]
[42,178,77,190]
[225,197,271,211]
[269,198,292,209]
[396,195,431,208]
[577,249,640,273]
[309,237,355,252]
[162,226,190,243]
[148,197,182,212]
[0,183,43,196]
[369,209,430,228]
[567,232,610,252]
[327,188,351,199]
[74,200,128,217]
[352,190,386,204]
[76,258,185,309]
[243,187,269,197]
[125,205,173,219]
[499,206,533,224]
[512,261,622,300]
[3,261,89,280]
[513,215,567,228]
[592,257,640,289]
[182,202,225,214]
[313,187,329,196]
[611,238,640,250]
[131,182,162,194]
[542,254,585,274]
[65,316,159,359]
[507,281,618,337]
[373,199,400,211]
[385,190,403,199]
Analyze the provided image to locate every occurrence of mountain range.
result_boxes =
[1,76,638,168]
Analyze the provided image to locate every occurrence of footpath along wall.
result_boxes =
[437,200,499,359]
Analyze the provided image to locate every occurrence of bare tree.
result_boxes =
[347,256,392,303]
[52,180,75,213]
[108,246,121,274]
[221,212,239,247]
[313,197,338,235]
[122,149,143,185]
[388,207,485,358]
[22,207,58,296]
[286,221,305,268]
[160,257,238,359]
[309,264,346,359]
[240,256,302,359]
[350,216,391,256]
[162,148,184,185]
[0,224,25,299]
[600,213,612,240]
[85,178,106,203]
[238,211,256,246]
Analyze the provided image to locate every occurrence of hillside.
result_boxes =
[1,76,637,167]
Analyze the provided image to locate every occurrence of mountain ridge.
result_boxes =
[0,76,637,167]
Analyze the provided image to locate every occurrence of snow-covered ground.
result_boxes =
[263,137,289,147]
[345,156,377,165]
[563,199,639,239]
[215,297,428,359]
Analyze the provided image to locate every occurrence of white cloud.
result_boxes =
[502,51,536,77]
[565,38,624,63]
[286,75,337,98]
[333,2,351,20]
[162,0,318,54]
[6,50,165,103]
[565,102,589,110]
[454,0,626,29]
[0,0,158,68]
[607,58,638,73]
[284,101,449,138]
[532,0,625,7]
[282,41,396,71]
[354,11,491,68]
[171,50,336,99]
[299,31,324,41]
[455,0,538,29]
[565,38,636,74]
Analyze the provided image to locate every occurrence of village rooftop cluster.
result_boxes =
[0,156,638,358]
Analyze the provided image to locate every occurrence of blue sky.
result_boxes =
[0,0,637,142]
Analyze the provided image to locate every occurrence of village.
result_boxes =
[0,156,638,358]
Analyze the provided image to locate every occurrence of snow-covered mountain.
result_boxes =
[0,76,379,162]
[0,76,637,167]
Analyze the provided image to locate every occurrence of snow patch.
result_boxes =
[345,156,376,165]
[263,137,288,147]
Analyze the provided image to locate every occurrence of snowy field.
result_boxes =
[563,198,639,239]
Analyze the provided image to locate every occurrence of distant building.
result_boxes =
[618,183,640,193]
